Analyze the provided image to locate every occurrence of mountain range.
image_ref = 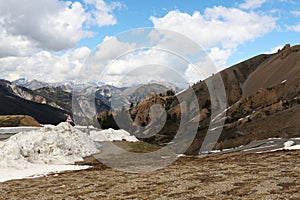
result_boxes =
[2,44,300,155]
[97,44,300,154]
[12,78,49,90]
[1,78,180,125]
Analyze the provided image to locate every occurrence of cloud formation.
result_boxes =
[287,24,300,32]
[239,0,267,10]
[0,0,120,57]
[0,47,91,83]
[150,6,277,69]
[84,0,122,26]
[291,10,300,17]
[78,29,217,87]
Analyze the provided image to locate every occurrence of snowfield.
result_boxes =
[0,122,138,182]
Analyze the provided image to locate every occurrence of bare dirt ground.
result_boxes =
[0,150,300,200]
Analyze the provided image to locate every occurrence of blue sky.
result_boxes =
[77,0,300,65]
[0,0,299,85]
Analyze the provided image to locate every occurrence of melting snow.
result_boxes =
[211,106,231,123]
[90,128,139,142]
[283,140,300,150]
[0,164,90,183]
[285,144,300,150]
[0,123,139,182]
[0,127,41,134]
[242,144,277,152]
[283,141,295,148]
[0,123,99,182]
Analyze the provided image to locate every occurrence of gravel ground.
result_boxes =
[0,150,300,199]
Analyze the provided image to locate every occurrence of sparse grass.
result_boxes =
[0,115,41,127]
[0,118,20,127]
[112,141,161,153]
[1,149,300,199]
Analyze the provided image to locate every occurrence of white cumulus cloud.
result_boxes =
[0,47,91,83]
[84,0,123,26]
[150,6,276,70]
[80,32,213,87]
[0,0,121,58]
[0,0,122,82]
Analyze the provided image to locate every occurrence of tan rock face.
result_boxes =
[131,94,168,127]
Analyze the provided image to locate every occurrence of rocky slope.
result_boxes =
[213,44,300,150]
[73,82,180,126]
[1,74,183,127]
[34,86,73,113]
[99,44,300,155]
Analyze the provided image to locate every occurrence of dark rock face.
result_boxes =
[0,80,66,125]
[34,86,73,113]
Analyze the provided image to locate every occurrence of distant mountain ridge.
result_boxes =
[12,78,48,90]
[12,78,106,91]
[95,81,181,110]
[1,78,182,125]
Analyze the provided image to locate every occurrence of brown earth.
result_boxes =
[0,150,300,199]
[244,44,300,97]
[0,115,41,127]
[213,44,300,150]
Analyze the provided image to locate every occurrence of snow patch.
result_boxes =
[0,127,41,134]
[0,122,99,182]
[90,128,138,142]
[0,164,90,183]
[285,144,300,150]
[242,144,277,152]
[211,106,231,123]
[284,141,295,148]
[209,126,223,131]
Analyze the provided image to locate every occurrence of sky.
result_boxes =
[0,0,299,86]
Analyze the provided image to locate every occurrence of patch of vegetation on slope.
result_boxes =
[0,115,41,127]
